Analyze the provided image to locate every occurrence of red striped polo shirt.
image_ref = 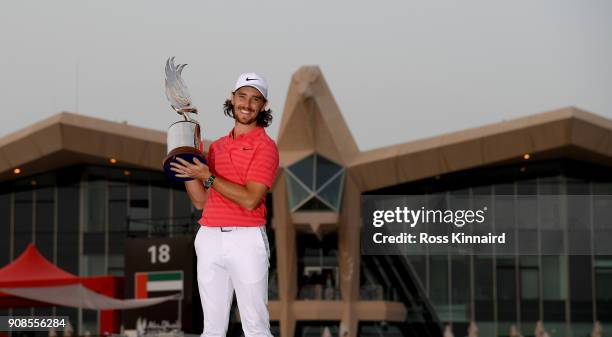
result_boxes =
[198,127,279,227]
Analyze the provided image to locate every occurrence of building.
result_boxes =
[0,66,611,337]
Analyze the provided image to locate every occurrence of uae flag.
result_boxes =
[135,271,183,299]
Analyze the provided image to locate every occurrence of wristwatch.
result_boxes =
[204,175,216,190]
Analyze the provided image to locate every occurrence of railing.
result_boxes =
[362,254,443,337]
[359,323,404,337]
[360,284,386,300]
[298,284,341,300]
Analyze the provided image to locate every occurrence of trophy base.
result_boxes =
[163,147,207,182]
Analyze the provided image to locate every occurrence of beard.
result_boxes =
[234,108,259,125]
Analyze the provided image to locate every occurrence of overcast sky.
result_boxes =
[1,0,611,151]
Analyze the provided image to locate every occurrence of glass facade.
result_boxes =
[0,163,280,335]
[2,152,610,337]
[297,233,340,300]
[365,160,612,336]
[0,164,199,333]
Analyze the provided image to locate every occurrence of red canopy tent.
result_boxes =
[0,244,124,334]
[0,244,81,287]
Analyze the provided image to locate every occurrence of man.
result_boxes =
[170,72,279,337]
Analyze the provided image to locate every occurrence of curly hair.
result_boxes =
[223,99,273,128]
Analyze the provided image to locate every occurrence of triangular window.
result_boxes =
[287,173,311,210]
[286,154,345,212]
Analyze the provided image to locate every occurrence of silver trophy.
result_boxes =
[162,57,206,181]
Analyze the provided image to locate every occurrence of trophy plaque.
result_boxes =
[162,57,206,181]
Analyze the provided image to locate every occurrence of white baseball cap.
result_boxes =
[233,72,269,100]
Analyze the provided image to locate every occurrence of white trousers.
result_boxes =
[194,225,273,337]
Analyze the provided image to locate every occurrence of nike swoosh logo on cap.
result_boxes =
[245,77,258,81]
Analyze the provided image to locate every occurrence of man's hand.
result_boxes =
[171,156,268,211]
[170,157,210,181]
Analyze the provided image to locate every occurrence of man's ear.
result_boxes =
[229,92,235,105]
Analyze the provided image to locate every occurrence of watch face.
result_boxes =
[205,176,214,189]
